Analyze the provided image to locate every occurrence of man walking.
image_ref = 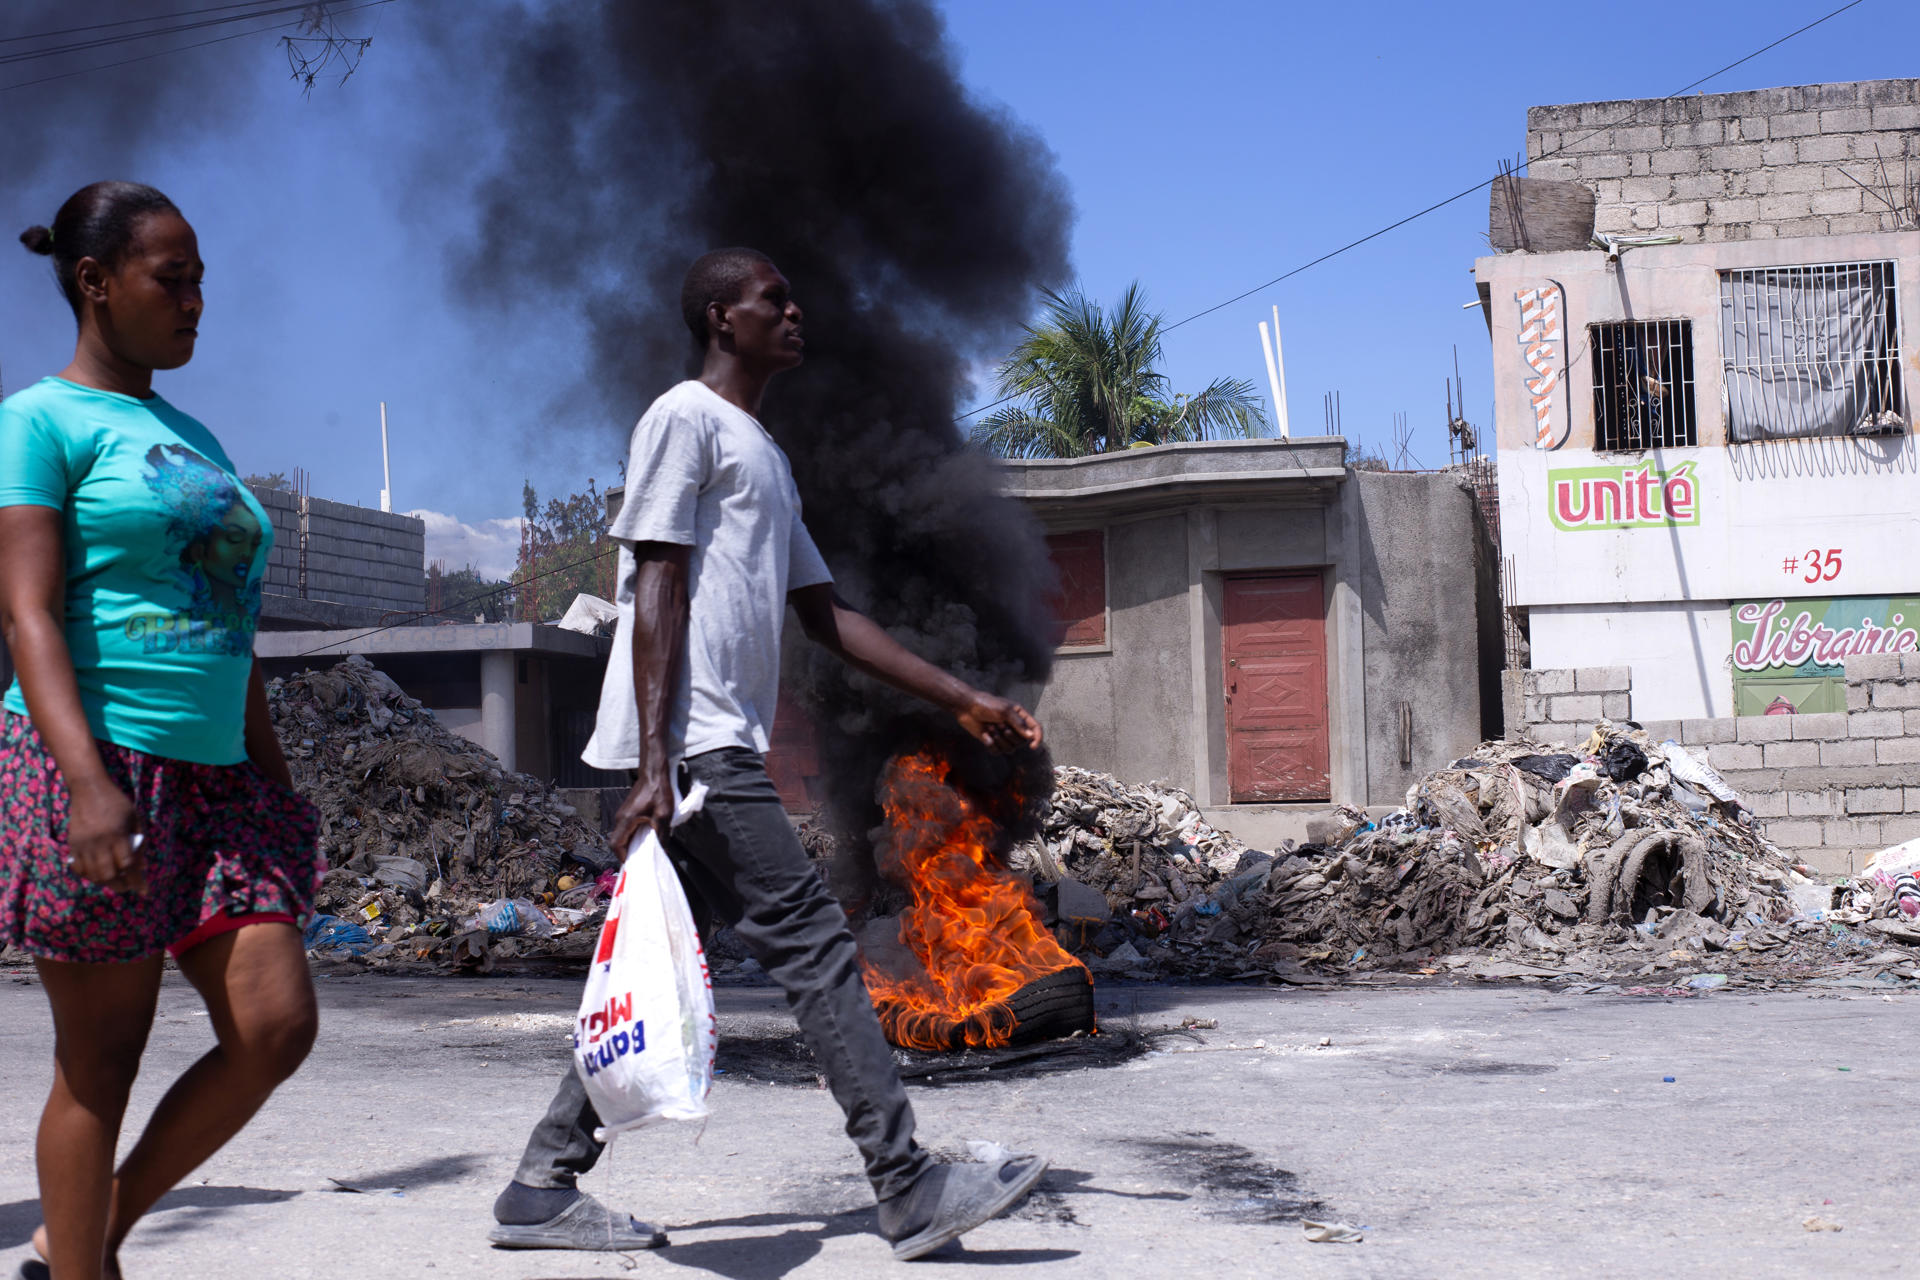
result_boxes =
[489,248,1049,1261]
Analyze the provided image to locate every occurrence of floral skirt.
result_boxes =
[0,712,323,964]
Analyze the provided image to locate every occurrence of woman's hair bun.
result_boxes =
[19,226,54,256]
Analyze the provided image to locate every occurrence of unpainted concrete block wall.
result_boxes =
[249,485,426,614]
[1352,470,1495,803]
[1505,656,1920,875]
[1525,79,1920,242]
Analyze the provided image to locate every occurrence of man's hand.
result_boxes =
[66,777,145,896]
[955,690,1043,754]
[792,586,1047,753]
[607,765,676,857]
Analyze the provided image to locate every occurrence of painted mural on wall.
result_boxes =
[1515,282,1569,450]
[1731,595,1920,715]
[1547,460,1699,532]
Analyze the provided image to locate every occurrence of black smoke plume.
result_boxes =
[439,0,1074,876]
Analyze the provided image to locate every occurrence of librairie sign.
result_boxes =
[1730,595,1920,715]
[1547,461,1699,532]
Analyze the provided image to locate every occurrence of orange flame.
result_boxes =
[861,749,1089,1051]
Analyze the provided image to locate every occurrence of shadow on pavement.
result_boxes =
[323,1152,487,1193]
[0,1186,302,1249]
[582,1173,1119,1278]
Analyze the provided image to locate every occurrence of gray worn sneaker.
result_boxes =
[878,1155,1050,1261]
[487,1190,668,1250]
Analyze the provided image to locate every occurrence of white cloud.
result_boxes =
[409,509,524,581]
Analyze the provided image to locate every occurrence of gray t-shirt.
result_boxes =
[582,381,832,769]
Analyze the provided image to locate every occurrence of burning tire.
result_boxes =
[1006,966,1096,1045]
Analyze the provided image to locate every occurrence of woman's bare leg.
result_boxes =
[101,922,317,1257]
[34,955,164,1280]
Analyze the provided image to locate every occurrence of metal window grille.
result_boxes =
[1590,320,1698,450]
[1719,261,1906,442]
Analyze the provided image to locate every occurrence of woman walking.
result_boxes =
[0,182,324,1280]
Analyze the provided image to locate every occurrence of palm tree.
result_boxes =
[971,283,1268,458]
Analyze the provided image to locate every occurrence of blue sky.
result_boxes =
[3,0,1914,577]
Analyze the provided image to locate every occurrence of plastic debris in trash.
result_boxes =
[1597,740,1649,783]
[1686,973,1729,990]
[1661,742,1745,812]
[469,898,556,938]
[1302,1220,1366,1244]
[1663,1076,1676,1083]
[1512,753,1579,782]
[303,914,373,955]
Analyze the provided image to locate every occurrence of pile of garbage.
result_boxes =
[271,657,614,969]
[1012,725,1920,989]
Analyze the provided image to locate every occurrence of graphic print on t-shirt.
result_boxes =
[124,443,264,657]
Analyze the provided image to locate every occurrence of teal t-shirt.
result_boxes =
[0,377,271,766]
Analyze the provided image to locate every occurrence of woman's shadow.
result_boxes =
[0,1185,300,1251]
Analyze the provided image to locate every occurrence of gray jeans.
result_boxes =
[511,747,930,1201]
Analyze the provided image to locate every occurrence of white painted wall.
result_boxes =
[1530,602,1734,719]
[1498,441,1917,607]
[1478,231,1920,711]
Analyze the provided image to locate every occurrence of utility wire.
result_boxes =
[282,543,620,660]
[0,1,297,46]
[957,0,1870,423]
[0,0,395,93]
[0,2,326,64]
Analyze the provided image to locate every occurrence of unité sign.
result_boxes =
[1547,461,1700,532]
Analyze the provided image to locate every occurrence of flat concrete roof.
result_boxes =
[254,621,611,662]
[258,593,395,632]
[997,436,1349,520]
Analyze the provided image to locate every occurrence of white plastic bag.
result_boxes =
[572,779,715,1141]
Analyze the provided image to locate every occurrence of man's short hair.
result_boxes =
[681,248,775,353]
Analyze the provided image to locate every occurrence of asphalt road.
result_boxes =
[0,970,1911,1279]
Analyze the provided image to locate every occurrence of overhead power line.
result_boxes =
[0,1,305,48]
[0,0,395,94]
[1,2,325,64]
[958,0,1871,422]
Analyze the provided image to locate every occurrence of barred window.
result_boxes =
[1590,320,1698,450]
[1720,261,1906,442]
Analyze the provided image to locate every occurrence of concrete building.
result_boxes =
[1004,439,1501,837]
[249,484,427,630]
[255,622,622,786]
[1479,79,1920,723]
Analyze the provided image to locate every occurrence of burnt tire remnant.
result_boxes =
[1006,966,1097,1046]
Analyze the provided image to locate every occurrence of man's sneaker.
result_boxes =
[878,1154,1049,1261]
[487,1190,668,1250]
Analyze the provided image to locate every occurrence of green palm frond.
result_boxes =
[976,282,1269,458]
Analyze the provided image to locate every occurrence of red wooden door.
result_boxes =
[1223,574,1329,802]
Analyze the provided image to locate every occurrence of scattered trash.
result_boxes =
[1663,1076,1675,1083]
[1302,1220,1366,1244]
[271,656,613,970]
[989,722,1920,988]
[1802,1216,1844,1232]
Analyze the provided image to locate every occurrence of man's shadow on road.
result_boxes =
[524,1167,1185,1280]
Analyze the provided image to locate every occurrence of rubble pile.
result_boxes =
[1014,725,1920,988]
[271,657,611,968]
[1007,768,1268,978]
